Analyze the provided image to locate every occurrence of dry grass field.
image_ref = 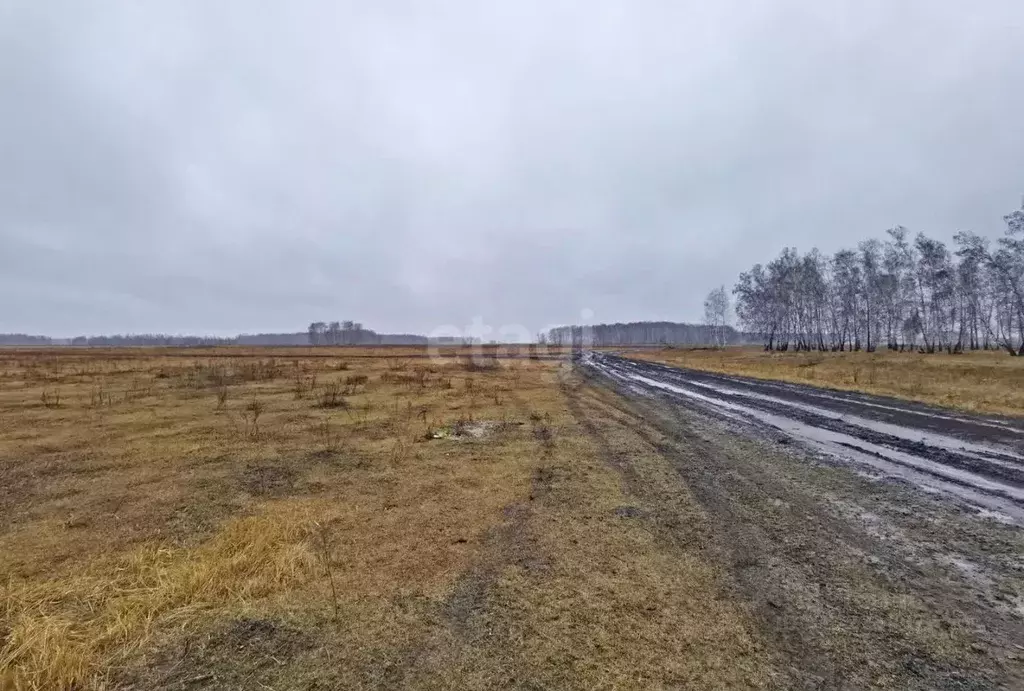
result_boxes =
[625,346,1024,417]
[0,346,777,690]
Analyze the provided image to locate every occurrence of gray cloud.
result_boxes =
[2,0,1023,336]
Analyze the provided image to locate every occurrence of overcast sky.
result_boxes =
[2,1,1023,337]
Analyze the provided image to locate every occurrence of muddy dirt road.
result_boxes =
[588,352,1024,523]
[572,352,1024,689]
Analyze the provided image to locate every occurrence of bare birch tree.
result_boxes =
[703,285,730,347]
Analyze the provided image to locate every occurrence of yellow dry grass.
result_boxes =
[625,346,1024,417]
[0,346,775,689]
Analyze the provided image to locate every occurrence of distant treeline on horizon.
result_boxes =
[0,331,432,347]
[1,320,751,347]
[543,321,747,347]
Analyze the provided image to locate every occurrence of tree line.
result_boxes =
[306,321,438,346]
[0,334,238,346]
[68,334,236,346]
[544,321,743,347]
[0,334,53,346]
[731,201,1024,354]
[307,320,373,346]
[0,328,430,347]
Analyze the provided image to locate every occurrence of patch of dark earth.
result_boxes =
[572,357,1024,690]
[116,617,315,690]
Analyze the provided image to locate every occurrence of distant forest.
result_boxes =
[0,328,427,347]
[0,332,293,347]
[732,201,1024,354]
[0,334,55,346]
[305,321,428,346]
[544,321,744,347]
[2,322,741,348]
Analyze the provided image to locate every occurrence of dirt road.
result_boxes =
[572,352,1024,689]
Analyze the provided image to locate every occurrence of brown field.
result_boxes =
[625,346,1024,417]
[0,346,776,690]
